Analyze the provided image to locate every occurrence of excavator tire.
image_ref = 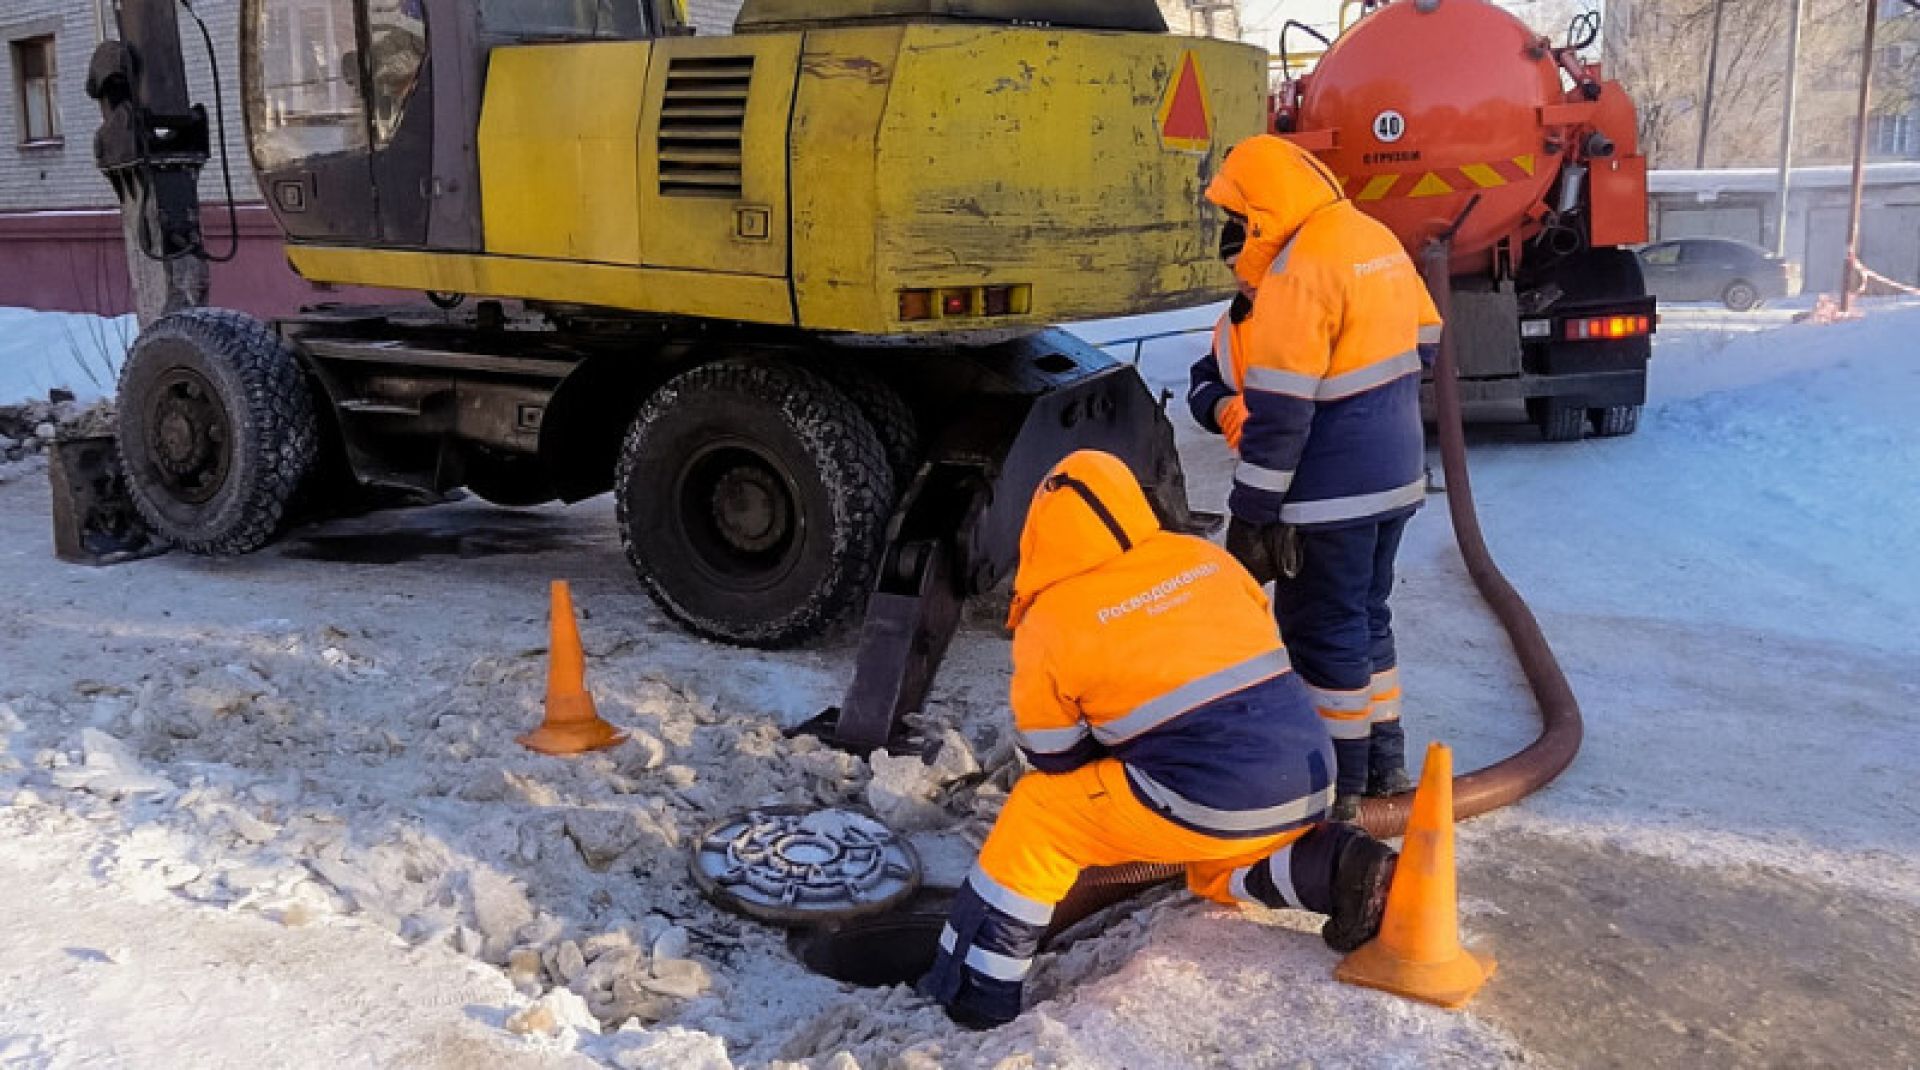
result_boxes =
[616,357,893,648]
[812,363,921,488]
[116,308,319,555]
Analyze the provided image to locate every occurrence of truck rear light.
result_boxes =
[1565,314,1650,341]
[1520,318,1552,339]
[897,285,1032,323]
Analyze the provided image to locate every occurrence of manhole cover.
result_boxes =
[691,806,920,925]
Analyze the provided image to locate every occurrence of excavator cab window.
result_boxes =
[241,0,683,251]
[365,0,427,145]
[478,0,654,39]
[248,0,367,171]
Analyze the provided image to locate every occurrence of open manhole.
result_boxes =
[787,888,953,988]
[691,806,920,926]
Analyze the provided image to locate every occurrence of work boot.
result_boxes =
[1367,720,1411,796]
[1366,766,1414,797]
[1328,794,1362,824]
[1320,833,1398,953]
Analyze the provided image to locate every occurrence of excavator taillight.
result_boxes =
[1565,314,1650,341]
[897,285,1031,322]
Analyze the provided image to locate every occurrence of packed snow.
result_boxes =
[1,299,1917,1066]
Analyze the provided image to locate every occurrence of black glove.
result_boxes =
[1226,517,1277,585]
[1276,524,1304,580]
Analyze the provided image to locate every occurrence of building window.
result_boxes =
[11,35,60,145]
[1871,114,1920,157]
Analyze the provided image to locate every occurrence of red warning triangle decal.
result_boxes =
[1159,52,1213,151]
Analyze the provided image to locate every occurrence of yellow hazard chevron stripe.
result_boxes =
[1357,174,1398,202]
[1335,156,1541,202]
[1458,163,1506,188]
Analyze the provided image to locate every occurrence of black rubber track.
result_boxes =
[116,308,318,555]
[615,357,894,648]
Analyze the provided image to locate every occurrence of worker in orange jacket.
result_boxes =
[917,450,1398,1029]
[1188,135,1444,821]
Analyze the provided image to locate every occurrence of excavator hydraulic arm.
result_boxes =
[85,0,213,323]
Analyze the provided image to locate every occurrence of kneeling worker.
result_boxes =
[918,450,1398,1029]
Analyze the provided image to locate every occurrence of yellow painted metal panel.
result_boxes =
[286,246,795,325]
[1409,172,1455,198]
[639,34,801,277]
[788,27,904,332]
[861,28,1265,332]
[479,43,652,265]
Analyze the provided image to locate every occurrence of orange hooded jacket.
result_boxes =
[1189,136,1442,529]
[1005,450,1334,838]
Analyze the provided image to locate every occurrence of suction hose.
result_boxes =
[1049,234,1586,936]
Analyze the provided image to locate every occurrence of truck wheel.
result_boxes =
[1722,280,1759,312]
[117,308,318,554]
[1588,404,1641,437]
[616,357,893,648]
[1530,400,1587,442]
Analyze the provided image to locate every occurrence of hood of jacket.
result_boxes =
[1005,450,1162,630]
[1206,134,1348,288]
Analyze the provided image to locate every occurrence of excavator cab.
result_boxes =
[243,0,689,249]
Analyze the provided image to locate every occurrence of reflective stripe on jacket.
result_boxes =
[1007,450,1332,837]
[1189,135,1443,529]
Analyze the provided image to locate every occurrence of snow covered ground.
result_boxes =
[1,300,1917,1067]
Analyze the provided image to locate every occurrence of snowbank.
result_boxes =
[0,307,134,405]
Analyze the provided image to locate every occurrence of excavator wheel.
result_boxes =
[811,363,921,487]
[616,357,894,648]
[116,308,319,555]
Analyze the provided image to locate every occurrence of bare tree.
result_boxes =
[1610,0,1920,168]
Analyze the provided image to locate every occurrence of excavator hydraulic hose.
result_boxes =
[1047,234,1586,937]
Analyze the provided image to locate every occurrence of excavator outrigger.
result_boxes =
[77,0,1267,749]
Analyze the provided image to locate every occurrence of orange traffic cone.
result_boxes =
[1335,741,1495,1009]
[518,580,627,756]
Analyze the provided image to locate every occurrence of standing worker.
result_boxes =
[1187,135,1443,822]
[918,450,1398,1029]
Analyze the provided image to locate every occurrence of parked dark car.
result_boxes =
[1636,238,1801,311]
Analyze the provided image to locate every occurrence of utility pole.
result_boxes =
[1696,0,1727,169]
[1773,0,1804,257]
[1841,0,1879,315]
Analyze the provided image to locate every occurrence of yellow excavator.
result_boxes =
[81,0,1264,747]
